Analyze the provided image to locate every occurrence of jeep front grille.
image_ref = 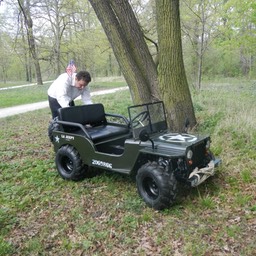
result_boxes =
[190,141,207,169]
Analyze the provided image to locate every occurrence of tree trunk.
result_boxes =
[156,0,196,130]
[20,15,30,82]
[88,0,160,104]
[88,0,196,131]
[45,0,62,76]
[18,0,43,85]
[196,0,205,90]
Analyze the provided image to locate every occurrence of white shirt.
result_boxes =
[47,73,92,107]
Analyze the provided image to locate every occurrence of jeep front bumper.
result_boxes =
[188,158,221,187]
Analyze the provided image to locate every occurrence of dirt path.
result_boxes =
[0,87,128,119]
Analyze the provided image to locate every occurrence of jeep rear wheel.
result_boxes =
[48,117,60,143]
[136,162,177,210]
[56,145,88,181]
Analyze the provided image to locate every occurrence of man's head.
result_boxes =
[75,71,91,89]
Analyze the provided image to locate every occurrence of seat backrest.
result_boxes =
[58,103,107,126]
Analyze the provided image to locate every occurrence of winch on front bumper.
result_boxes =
[188,158,221,187]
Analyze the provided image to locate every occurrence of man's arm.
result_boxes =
[81,86,93,104]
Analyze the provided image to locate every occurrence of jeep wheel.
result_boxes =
[56,145,88,181]
[48,117,60,143]
[136,162,177,210]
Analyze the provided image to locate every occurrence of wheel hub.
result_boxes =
[62,156,73,173]
[143,177,159,199]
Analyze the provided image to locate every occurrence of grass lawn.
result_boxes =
[0,79,127,108]
[0,81,255,255]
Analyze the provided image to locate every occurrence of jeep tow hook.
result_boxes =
[188,159,221,187]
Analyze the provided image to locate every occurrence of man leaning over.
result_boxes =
[47,70,92,119]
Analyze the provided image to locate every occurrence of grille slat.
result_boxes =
[191,142,206,168]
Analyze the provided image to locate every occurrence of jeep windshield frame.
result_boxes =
[128,101,168,140]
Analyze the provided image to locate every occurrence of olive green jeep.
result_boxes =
[51,101,221,210]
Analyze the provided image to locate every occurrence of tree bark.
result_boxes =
[156,0,196,130]
[88,0,196,131]
[88,0,160,104]
[18,0,43,85]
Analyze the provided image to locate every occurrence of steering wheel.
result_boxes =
[131,111,149,128]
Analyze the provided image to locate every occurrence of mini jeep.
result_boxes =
[51,101,221,210]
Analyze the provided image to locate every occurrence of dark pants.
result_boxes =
[48,96,74,119]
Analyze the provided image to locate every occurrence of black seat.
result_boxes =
[58,103,107,126]
[58,103,130,143]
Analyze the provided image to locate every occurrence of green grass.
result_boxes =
[0,79,127,108]
[0,81,28,88]
[0,82,52,108]
[0,81,256,255]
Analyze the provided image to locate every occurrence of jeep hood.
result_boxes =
[153,132,208,147]
[139,132,209,157]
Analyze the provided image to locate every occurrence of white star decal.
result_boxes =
[169,134,187,142]
[159,133,197,143]
[55,135,60,143]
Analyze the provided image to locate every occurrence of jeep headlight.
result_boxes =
[186,149,193,160]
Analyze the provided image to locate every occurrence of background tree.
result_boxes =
[16,13,31,82]
[156,0,196,129]
[222,0,256,78]
[88,0,196,130]
[17,0,43,85]
[0,2,25,81]
[41,0,85,75]
[0,33,11,83]
[1,0,256,98]
[181,0,221,89]
[88,0,159,105]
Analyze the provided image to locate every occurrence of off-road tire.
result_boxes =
[48,117,60,143]
[136,161,177,210]
[56,145,88,181]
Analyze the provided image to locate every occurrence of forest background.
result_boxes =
[0,0,256,88]
[1,1,256,255]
